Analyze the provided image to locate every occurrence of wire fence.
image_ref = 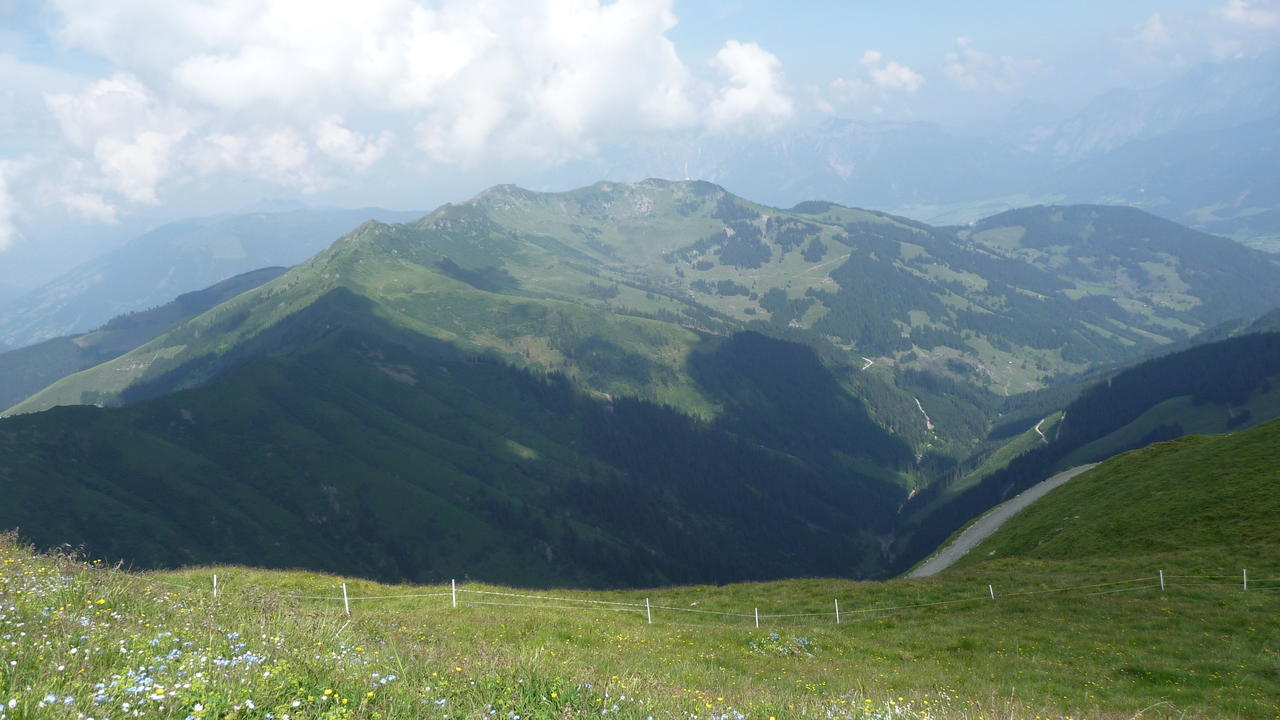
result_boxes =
[123,566,1279,630]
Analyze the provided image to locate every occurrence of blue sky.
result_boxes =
[1,0,1277,284]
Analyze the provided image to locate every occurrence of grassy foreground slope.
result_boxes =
[5,413,1280,719]
[955,417,1280,569]
[2,519,1276,720]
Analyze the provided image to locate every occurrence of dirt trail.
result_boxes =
[906,463,1099,578]
[1033,419,1048,444]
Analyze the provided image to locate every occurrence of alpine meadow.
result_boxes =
[2,2,1279,719]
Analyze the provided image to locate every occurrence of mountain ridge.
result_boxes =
[0,207,422,351]
[9,182,1280,469]
[0,267,286,411]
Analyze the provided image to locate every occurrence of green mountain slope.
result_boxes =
[13,182,1280,422]
[0,267,285,410]
[893,330,1280,571]
[0,300,910,586]
[954,416,1280,569]
[5,181,1280,585]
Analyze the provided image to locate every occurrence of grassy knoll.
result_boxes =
[958,418,1280,567]
[2,533,1276,719]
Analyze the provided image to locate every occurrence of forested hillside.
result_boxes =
[4,181,1279,586]
[0,300,909,586]
[892,331,1280,572]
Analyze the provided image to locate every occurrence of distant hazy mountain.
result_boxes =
[0,267,286,411]
[0,207,422,350]
[1039,114,1280,248]
[623,118,1046,211]
[1030,57,1280,162]
[589,58,1280,248]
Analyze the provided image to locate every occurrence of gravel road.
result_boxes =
[906,463,1099,578]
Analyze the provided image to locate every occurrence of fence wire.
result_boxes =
[117,565,1276,629]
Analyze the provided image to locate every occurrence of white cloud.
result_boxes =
[26,0,793,219]
[858,50,925,94]
[1218,0,1280,27]
[315,117,394,172]
[192,127,327,192]
[708,40,793,130]
[1135,13,1174,51]
[46,0,710,165]
[44,73,190,204]
[1119,4,1279,63]
[943,37,1040,92]
[44,73,155,148]
[61,192,119,224]
[820,50,924,119]
[0,163,18,251]
[247,128,322,192]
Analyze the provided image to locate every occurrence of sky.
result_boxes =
[1,0,1278,286]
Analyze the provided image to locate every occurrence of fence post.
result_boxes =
[451,579,457,609]
[1243,569,1248,591]
[342,583,350,616]
[988,584,995,600]
[1159,570,1165,591]
[754,607,759,629]
[835,599,841,625]
[645,598,652,625]
[212,574,218,599]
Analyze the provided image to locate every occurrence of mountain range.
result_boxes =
[3,180,1280,586]
[586,57,1280,251]
[0,267,286,411]
[0,207,421,351]
[11,181,1280,419]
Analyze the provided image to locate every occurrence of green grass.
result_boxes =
[959,418,1280,568]
[3,533,1277,719]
